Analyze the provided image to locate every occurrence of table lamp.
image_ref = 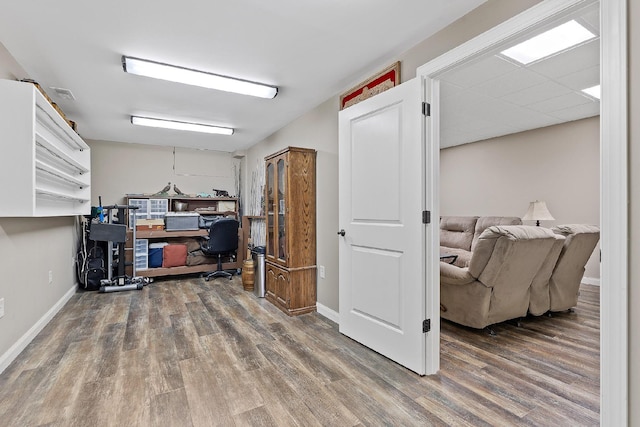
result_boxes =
[522,200,554,226]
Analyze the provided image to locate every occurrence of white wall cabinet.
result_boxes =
[0,79,91,217]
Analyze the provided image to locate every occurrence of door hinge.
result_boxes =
[422,102,431,117]
[423,319,431,333]
[422,210,431,224]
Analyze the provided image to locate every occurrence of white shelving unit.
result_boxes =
[0,79,91,217]
[135,238,149,271]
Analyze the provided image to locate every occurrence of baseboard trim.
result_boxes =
[0,285,77,374]
[316,302,339,324]
[582,276,600,286]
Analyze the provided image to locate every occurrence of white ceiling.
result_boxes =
[439,5,600,148]
[0,0,486,152]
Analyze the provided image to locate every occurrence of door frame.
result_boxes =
[417,0,627,424]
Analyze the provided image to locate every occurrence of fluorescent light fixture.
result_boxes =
[501,20,596,65]
[122,56,278,99]
[131,116,234,135]
[582,85,601,99]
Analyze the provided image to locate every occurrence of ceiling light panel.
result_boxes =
[131,116,234,135]
[122,56,278,99]
[582,85,601,99]
[501,20,596,65]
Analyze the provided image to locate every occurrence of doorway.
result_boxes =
[418,0,627,424]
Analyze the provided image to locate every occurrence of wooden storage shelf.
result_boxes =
[0,80,91,217]
[124,195,243,279]
[136,261,239,278]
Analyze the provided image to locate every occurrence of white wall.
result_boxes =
[441,117,600,279]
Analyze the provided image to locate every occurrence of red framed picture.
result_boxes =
[340,62,401,110]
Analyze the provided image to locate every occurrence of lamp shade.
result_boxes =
[522,200,555,225]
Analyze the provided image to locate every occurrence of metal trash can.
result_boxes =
[252,246,266,297]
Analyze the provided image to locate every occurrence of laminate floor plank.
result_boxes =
[109,347,151,427]
[150,388,194,427]
[233,405,279,427]
[199,333,265,416]
[123,290,150,351]
[0,279,600,426]
[147,325,185,395]
[179,356,235,427]
[251,365,325,427]
[255,341,360,426]
[184,300,219,337]
[34,338,97,426]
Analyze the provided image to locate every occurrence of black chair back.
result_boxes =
[204,218,239,254]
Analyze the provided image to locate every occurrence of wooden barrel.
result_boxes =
[241,259,255,291]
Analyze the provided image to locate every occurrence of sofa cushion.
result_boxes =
[440,216,478,252]
[471,216,523,252]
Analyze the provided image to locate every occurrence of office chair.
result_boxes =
[201,218,239,281]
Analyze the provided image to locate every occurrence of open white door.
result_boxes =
[338,78,431,375]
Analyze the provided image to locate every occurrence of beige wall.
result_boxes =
[0,47,79,370]
[628,0,639,423]
[441,117,600,279]
[245,0,542,313]
[0,217,78,363]
[243,98,340,310]
[87,139,240,206]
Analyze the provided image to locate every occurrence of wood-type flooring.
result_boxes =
[0,277,600,426]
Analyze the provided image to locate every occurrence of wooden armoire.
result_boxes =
[264,146,316,316]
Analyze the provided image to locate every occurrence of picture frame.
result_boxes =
[339,62,401,110]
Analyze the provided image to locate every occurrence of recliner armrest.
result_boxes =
[440,262,476,286]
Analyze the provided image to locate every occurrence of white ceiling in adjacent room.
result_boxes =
[439,5,600,148]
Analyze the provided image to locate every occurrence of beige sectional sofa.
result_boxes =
[439,216,522,267]
[439,221,600,330]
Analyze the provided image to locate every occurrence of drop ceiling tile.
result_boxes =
[501,81,572,106]
[549,101,600,121]
[527,92,592,113]
[528,39,599,79]
[472,66,548,97]
[507,113,562,131]
[439,55,519,89]
[440,111,469,128]
[555,65,600,90]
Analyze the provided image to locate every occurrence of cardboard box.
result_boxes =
[136,219,164,231]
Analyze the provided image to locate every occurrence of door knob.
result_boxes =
[337,229,345,236]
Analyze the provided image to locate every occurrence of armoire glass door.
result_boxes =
[266,162,275,257]
[277,158,286,261]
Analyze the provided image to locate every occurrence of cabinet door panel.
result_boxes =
[266,264,277,299]
[275,270,289,308]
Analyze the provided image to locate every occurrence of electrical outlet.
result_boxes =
[48,270,53,284]
[319,265,325,279]
[0,298,4,318]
